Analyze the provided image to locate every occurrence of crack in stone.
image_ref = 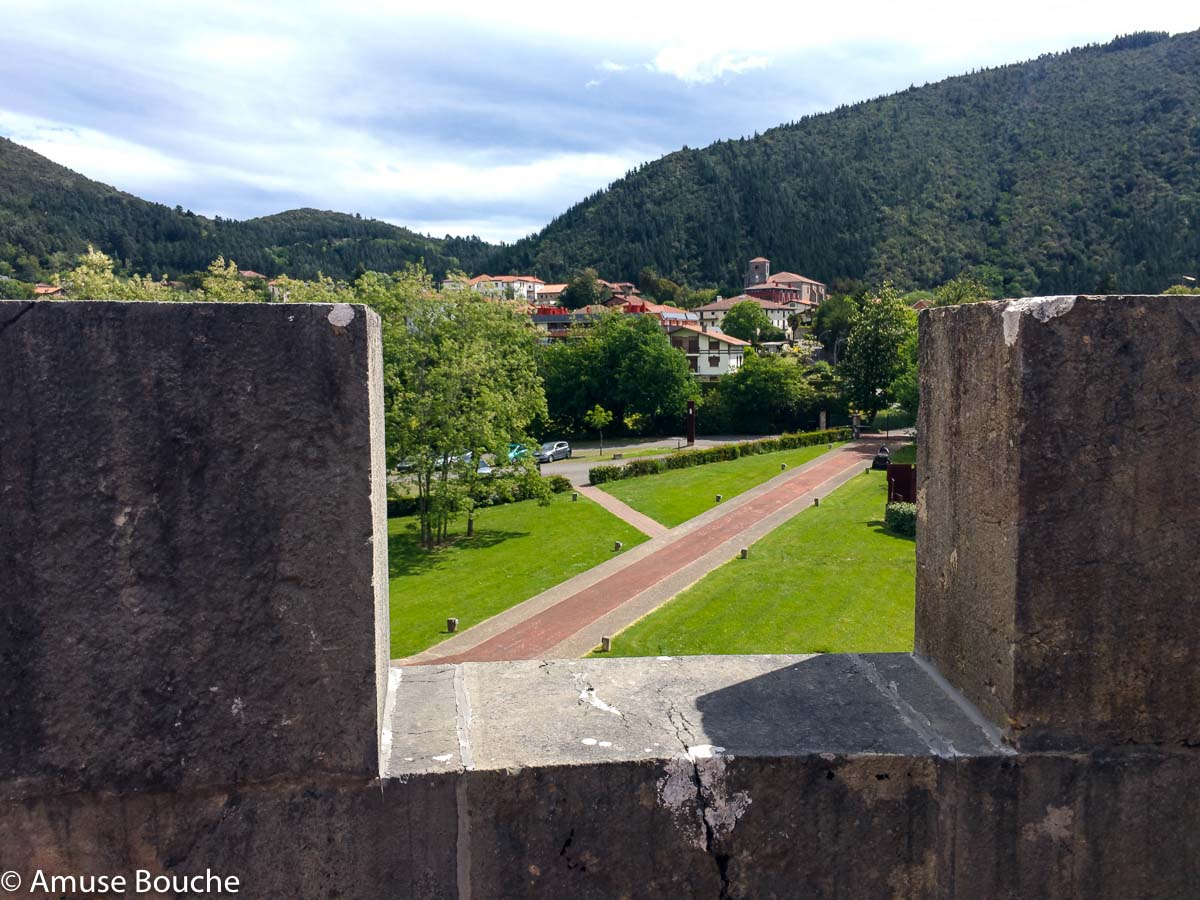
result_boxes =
[0,301,35,338]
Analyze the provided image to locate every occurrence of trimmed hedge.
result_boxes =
[884,502,917,537]
[588,428,850,485]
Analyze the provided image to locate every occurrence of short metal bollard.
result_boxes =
[613,540,623,551]
[739,547,748,559]
[715,494,723,503]
[780,463,787,470]
[814,497,820,507]
[600,636,612,653]
[572,492,579,501]
[447,617,459,633]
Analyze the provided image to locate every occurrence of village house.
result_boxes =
[613,297,699,328]
[666,324,750,381]
[528,305,607,342]
[441,274,545,301]
[536,283,567,303]
[692,294,792,337]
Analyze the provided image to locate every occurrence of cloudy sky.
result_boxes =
[2,1,1194,243]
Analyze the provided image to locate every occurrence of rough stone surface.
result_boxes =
[917,295,1200,749]
[380,655,1200,899]
[0,775,459,900]
[7,298,1200,898]
[0,300,388,795]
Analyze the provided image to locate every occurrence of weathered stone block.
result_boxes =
[917,295,1200,749]
[0,775,458,900]
[0,300,388,795]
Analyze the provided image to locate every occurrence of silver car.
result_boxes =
[535,440,572,463]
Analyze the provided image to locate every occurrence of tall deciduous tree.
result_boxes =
[55,245,172,301]
[839,283,915,424]
[722,300,777,343]
[559,268,611,309]
[538,313,698,436]
[359,267,547,547]
[812,294,859,360]
[705,352,816,434]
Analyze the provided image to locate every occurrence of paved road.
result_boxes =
[539,434,776,485]
[398,441,881,665]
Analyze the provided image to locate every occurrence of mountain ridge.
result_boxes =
[0,137,496,281]
[483,30,1200,295]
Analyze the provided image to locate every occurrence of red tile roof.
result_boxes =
[766,271,825,286]
[694,294,790,312]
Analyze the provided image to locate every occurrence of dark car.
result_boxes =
[871,445,892,470]
[535,440,572,463]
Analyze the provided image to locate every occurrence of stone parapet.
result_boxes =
[917,295,1200,749]
[0,300,388,796]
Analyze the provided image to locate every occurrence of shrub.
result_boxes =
[624,458,666,478]
[588,464,624,484]
[885,502,917,537]
[547,475,573,493]
[591,428,853,484]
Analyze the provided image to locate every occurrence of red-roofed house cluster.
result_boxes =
[450,256,826,382]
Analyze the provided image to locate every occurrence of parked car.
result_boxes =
[535,440,572,463]
[871,445,892,470]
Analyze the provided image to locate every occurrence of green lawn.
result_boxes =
[595,470,914,657]
[388,492,648,659]
[888,444,917,464]
[598,443,843,528]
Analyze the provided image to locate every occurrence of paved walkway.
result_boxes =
[398,442,880,666]
[573,484,670,538]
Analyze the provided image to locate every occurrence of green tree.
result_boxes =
[560,268,611,309]
[356,267,547,547]
[840,283,915,424]
[584,405,614,453]
[721,300,776,342]
[705,352,815,433]
[933,273,991,306]
[55,245,172,301]
[890,326,919,415]
[200,257,255,303]
[538,314,698,436]
[812,294,858,361]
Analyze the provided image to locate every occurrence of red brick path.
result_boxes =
[418,443,877,664]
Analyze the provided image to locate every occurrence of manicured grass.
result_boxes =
[596,471,914,657]
[888,444,917,464]
[388,493,648,659]
[583,447,677,463]
[598,443,843,528]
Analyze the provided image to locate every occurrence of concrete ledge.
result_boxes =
[385,655,1007,775]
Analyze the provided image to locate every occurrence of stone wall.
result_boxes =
[2,297,1198,898]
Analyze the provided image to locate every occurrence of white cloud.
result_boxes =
[649,46,771,84]
[0,111,190,191]
[598,60,628,72]
[585,79,602,89]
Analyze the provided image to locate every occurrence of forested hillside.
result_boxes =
[487,31,1200,296]
[0,138,495,281]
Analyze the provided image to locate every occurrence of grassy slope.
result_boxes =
[598,443,842,528]
[388,492,648,658]
[598,470,914,656]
